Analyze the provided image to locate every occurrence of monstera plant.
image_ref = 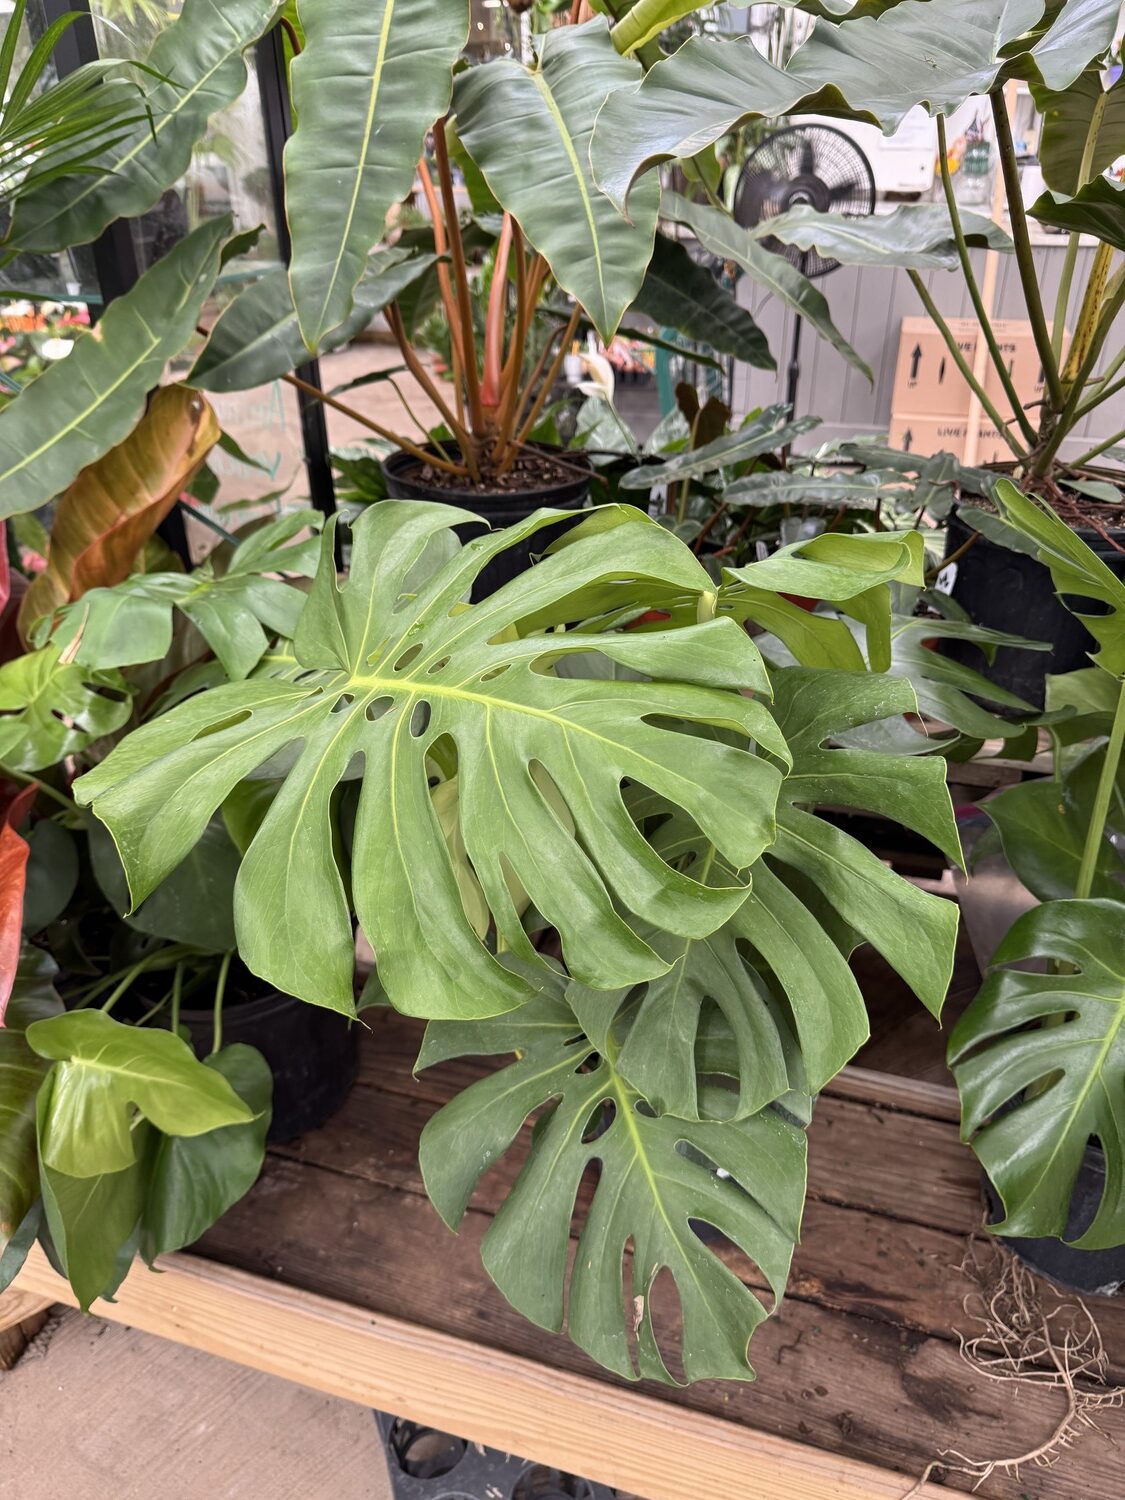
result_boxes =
[59,498,963,1381]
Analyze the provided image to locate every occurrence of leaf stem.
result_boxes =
[907,270,1026,459]
[1075,676,1125,900]
[1051,89,1107,365]
[1074,424,1125,468]
[991,88,1064,413]
[936,115,1036,445]
[171,961,183,1037]
[212,949,232,1056]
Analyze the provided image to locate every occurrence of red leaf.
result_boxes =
[0,782,38,1025]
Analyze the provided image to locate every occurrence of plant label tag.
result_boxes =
[933,561,958,596]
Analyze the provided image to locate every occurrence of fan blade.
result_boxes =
[799,137,816,176]
[826,179,862,203]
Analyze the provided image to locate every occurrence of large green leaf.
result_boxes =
[0,217,230,521]
[983,771,1125,901]
[609,0,713,54]
[634,233,775,370]
[992,479,1125,674]
[1029,174,1125,253]
[419,978,807,1385]
[949,899,1125,1246]
[1031,71,1125,195]
[590,1,1042,211]
[723,469,903,509]
[752,203,1012,270]
[0,950,61,1257]
[620,403,817,490]
[41,510,322,680]
[1030,0,1122,91]
[454,18,660,342]
[142,1044,272,1261]
[285,0,468,349]
[662,195,872,382]
[8,0,280,253]
[0,646,133,773]
[190,251,439,394]
[26,1009,254,1179]
[74,503,789,1021]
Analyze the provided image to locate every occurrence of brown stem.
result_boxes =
[693,501,728,553]
[491,228,534,462]
[281,371,466,474]
[434,121,486,438]
[508,304,581,464]
[417,152,469,385]
[924,528,979,581]
[278,16,301,55]
[385,304,478,473]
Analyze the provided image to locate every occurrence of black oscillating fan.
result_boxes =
[734,124,876,425]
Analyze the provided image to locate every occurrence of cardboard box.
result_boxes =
[888,413,1011,465]
[891,316,1060,421]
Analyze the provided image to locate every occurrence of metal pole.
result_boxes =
[255,25,337,523]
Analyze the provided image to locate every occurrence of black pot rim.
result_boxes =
[382,441,592,505]
[178,987,323,1026]
[951,495,1125,545]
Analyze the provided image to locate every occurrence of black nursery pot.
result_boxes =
[941,505,1125,708]
[382,443,591,600]
[984,1144,1125,1296]
[179,989,358,1144]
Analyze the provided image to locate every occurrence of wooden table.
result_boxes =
[12,941,1125,1500]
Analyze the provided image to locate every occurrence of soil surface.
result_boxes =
[963,466,1125,550]
[399,445,588,498]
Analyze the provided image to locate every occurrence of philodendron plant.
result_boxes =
[57,499,964,1383]
[949,481,1125,1249]
[592,0,1125,490]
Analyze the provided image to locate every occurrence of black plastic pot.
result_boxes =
[382,443,591,600]
[983,1144,1125,1296]
[178,990,358,1144]
[942,506,1125,708]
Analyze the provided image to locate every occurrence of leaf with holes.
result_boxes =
[949,899,1125,1246]
[454,18,660,342]
[0,646,133,773]
[74,502,789,1021]
[40,510,322,680]
[418,975,807,1384]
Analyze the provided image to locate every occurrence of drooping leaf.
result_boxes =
[37,1080,147,1312]
[8,0,281,253]
[662,195,872,382]
[992,478,1125,674]
[18,385,219,643]
[41,510,322,680]
[949,899,1125,1246]
[419,977,807,1385]
[285,0,469,349]
[0,949,61,1254]
[723,469,902,509]
[1029,174,1125,252]
[1029,0,1123,91]
[0,647,133,772]
[142,1044,272,1261]
[1031,71,1125,195]
[0,217,230,521]
[634,233,775,370]
[0,782,36,1019]
[74,503,789,1021]
[750,203,1012,270]
[620,404,817,490]
[25,1008,254,1180]
[190,251,439,394]
[591,1,1042,211]
[454,18,660,343]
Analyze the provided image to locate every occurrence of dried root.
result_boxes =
[899,1240,1123,1496]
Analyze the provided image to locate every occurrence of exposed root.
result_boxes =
[898,1240,1123,1496]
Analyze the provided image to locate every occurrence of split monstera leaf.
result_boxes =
[74,501,963,1382]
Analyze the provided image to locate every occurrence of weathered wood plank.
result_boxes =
[193,1154,1125,1500]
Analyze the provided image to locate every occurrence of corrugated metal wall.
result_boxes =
[732,244,1125,461]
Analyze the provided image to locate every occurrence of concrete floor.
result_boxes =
[1,1311,392,1500]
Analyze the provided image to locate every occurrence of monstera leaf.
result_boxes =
[0,218,230,522]
[8,0,279,253]
[40,510,322,680]
[75,503,789,1021]
[454,18,660,341]
[419,976,807,1384]
[0,647,133,772]
[0,950,61,1262]
[285,0,468,349]
[949,899,1125,1246]
[993,480,1125,675]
